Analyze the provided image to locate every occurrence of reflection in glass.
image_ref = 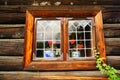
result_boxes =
[37,50,43,58]
[68,20,92,58]
[36,20,61,59]
[37,42,43,48]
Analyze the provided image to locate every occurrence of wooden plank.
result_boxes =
[0,38,120,56]
[95,11,106,61]
[104,24,120,38]
[25,60,96,71]
[0,56,119,71]
[105,38,120,55]
[0,12,25,24]
[23,10,34,68]
[0,0,119,5]
[0,39,24,56]
[0,56,23,71]
[0,71,108,80]
[107,56,120,69]
[0,25,24,39]
[0,71,107,77]
[0,24,119,39]
[0,5,120,24]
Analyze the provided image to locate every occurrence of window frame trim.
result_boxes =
[23,10,106,71]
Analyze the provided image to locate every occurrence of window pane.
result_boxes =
[68,20,92,58]
[36,20,61,59]
[36,50,44,58]
[37,42,44,48]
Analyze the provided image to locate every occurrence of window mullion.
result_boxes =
[62,18,68,61]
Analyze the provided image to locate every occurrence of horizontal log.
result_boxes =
[0,0,120,5]
[0,24,120,38]
[104,24,120,38]
[0,56,23,71]
[0,12,25,24]
[0,24,24,39]
[0,39,24,56]
[105,38,120,55]
[0,56,120,71]
[0,5,120,24]
[0,38,120,56]
[0,71,108,80]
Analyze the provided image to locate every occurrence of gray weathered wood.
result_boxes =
[0,0,120,5]
[0,56,120,71]
[0,71,107,80]
[0,24,120,39]
[0,24,24,39]
[0,39,24,56]
[0,38,120,56]
[104,24,120,38]
[0,56,23,71]
[105,38,120,55]
[0,5,120,24]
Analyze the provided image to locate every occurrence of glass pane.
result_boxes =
[68,20,92,58]
[37,33,44,40]
[53,33,60,40]
[36,20,61,59]
[37,42,44,48]
[85,32,91,39]
[36,50,44,58]
[86,49,92,57]
[86,41,91,48]
[45,32,52,40]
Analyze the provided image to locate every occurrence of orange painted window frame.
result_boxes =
[23,10,106,71]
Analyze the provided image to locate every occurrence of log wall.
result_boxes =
[0,1,120,79]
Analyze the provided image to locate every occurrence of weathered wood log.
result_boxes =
[0,71,108,80]
[104,24,120,38]
[0,71,107,77]
[0,75,107,80]
[0,56,23,71]
[105,38,120,55]
[0,39,24,56]
[107,56,120,69]
[0,23,120,39]
[0,0,120,5]
[0,24,24,39]
[0,5,120,24]
[0,12,25,24]
[0,56,119,71]
[0,38,120,56]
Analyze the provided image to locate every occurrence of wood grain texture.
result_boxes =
[0,24,119,39]
[95,11,106,60]
[104,30,120,38]
[23,10,34,68]
[25,60,96,71]
[0,56,23,71]
[0,39,24,56]
[0,25,24,39]
[0,0,119,5]
[0,71,108,80]
[0,56,119,71]
[0,71,107,77]
[0,5,120,24]
[0,38,120,56]
[105,38,120,55]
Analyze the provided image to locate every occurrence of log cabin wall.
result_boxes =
[0,0,120,80]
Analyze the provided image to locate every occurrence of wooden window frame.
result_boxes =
[23,10,106,71]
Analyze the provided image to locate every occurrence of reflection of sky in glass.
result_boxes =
[68,20,91,31]
[36,20,61,40]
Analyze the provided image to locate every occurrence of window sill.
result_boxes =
[24,60,97,71]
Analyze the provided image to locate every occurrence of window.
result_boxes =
[23,9,106,70]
